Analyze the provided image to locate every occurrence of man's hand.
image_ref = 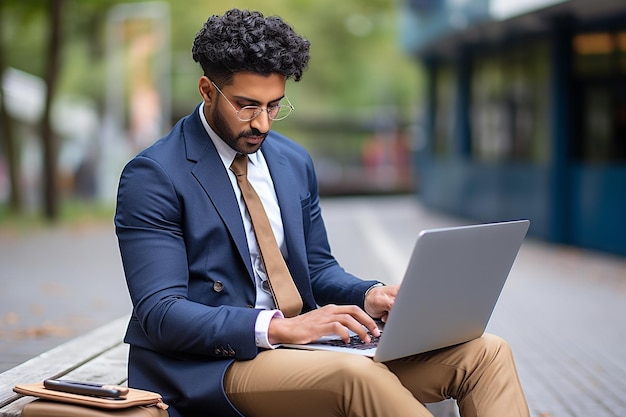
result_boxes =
[267,304,380,345]
[364,284,398,323]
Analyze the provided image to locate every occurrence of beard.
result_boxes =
[210,104,268,154]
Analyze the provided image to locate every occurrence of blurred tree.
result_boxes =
[0,1,21,213]
[40,0,64,221]
[0,0,65,220]
[0,0,52,216]
[0,0,127,219]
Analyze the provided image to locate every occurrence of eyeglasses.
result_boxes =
[211,82,294,121]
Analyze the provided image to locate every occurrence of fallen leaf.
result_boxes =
[14,323,72,339]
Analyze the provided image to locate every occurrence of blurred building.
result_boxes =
[401,0,626,255]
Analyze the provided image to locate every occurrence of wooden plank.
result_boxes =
[0,344,130,417]
[0,315,128,405]
[0,396,35,417]
[60,343,129,385]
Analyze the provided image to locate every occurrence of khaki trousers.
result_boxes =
[224,334,530,417]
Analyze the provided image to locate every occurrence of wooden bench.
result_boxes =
[0,315,129,417]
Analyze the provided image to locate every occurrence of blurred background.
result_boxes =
[2,0,625,254]
[0,0,420,223]
[403,0,626,257]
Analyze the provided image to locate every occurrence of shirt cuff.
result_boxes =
[255,309,284,349]
[364,282,385,298]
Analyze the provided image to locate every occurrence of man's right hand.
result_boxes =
[267,304,380,345]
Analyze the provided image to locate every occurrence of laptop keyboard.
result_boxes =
[317,333,381,350]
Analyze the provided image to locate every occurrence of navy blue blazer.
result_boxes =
[114,105,377,417]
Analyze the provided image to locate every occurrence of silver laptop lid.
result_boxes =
[373,219,529,362]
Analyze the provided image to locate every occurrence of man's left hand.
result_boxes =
[364,284,399,323]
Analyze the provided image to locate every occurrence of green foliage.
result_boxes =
[172,0,422,115]
[0,0,422,217]
[1,0,48,77]
[1,0,422,118]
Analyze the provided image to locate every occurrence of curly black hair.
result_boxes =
[192,9,310,86]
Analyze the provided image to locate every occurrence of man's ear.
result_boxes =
[198,76,213,104]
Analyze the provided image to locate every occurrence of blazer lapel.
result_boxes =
[183,106,254,278]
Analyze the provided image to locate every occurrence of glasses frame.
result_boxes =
[211,81,294,122]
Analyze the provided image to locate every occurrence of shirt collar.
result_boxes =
[198,102,262,169]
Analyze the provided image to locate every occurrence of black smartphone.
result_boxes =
[43,379,128,398]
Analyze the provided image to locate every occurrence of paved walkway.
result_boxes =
[0,220,131,372]
[1,195,625,417]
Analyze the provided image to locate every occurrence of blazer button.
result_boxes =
[213,281,224,292]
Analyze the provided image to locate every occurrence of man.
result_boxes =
[115,8,530,417]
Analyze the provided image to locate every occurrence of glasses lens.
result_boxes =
[236,105,293,121]
[237,107,262,121]
[270,105,293,121]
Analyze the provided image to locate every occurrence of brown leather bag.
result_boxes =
[13,382,168,417]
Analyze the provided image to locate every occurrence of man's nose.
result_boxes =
[251,110,271,133]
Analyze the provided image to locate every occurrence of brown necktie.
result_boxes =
[230,154,303,317]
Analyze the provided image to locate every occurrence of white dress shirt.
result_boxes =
[199,104,284,349]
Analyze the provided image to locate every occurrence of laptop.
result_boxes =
[282,219,530,362]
